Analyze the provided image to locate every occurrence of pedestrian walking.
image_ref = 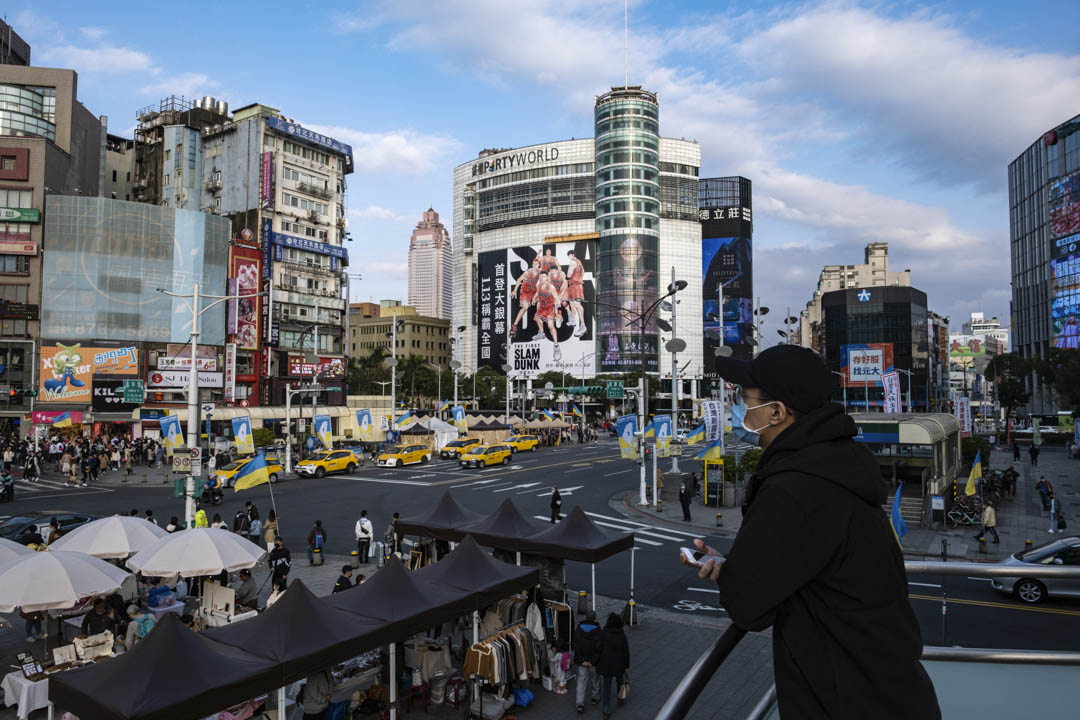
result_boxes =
[1029,444,1040,467]
[307,520,327,564]
[233,508,251,536]
[166,516,180,533]
[691,471,700,496]
[572,609,601,713]
[596,613,630,719]
[385,512,401,556]
[355,510,373,565]
[263,509,279,552]
[248,514,263,546]
[688,345,940,718]
[975,502,999,543]
[1012,442,1021,462]
[679,481,693,522]
[1035,476,1053,511]
[269,535,292,582]
[550,486,562,524]
[144,509,158,526]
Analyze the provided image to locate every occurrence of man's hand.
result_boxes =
[680,537,725,581]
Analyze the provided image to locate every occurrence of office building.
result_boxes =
[104,134,135,201]
[820,286,930,410]
[349,302,381,320]
[797,242,911,352]
[0,19,29,67]
[347,307,450,369]
[0,64,102,432]
[407,207,453,320]
[452,85,702,383]
[1010,112,1080,413]
[960,311,1010,351]
[927,310,950,410]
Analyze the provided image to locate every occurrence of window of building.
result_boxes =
[1,156,15,171]
[0,285,27,302]
[0,189,32,207]
[0,319,26,336]
[163,174,170,186]
[0,255,30,273]
[126,171,131,181]
[282,192,327,215]
[235,354,255,375]
[112,170,117,182]
[213,197,221,209]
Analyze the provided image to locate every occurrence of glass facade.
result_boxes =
[42,196,229,344]
[594,87,661,372]
[0,84,56,141]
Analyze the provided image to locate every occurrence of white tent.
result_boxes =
[50,516,169,559]
[127,528,266,578]
[399,416,460,450]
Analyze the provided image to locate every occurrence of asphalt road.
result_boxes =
[3,439,1078,651]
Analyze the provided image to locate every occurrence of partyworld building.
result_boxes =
[451,86,702,385]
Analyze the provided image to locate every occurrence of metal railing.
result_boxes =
[654,561,1080,720]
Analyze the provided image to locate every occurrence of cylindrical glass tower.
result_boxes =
[593,86,661,373]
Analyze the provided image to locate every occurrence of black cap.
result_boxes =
[714,345,831,414]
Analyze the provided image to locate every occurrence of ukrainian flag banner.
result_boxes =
[654,414,672,458]
[643,421,655,439]
[541,409,556,421]
[51,412,73,428]
[685,424,706,445]
[617,414,639,460]
[232,415,255,455]
[356,409,373,441]
[437,399,451,414]
[159,414,185,457]
[571,403,583,418]
[452,406,467,432]
[965,450,981,496]
[694,436,724,461]
[233,453,271,492]
[890,481,909,545]
[315,413,333,450]
[394,410,413,428]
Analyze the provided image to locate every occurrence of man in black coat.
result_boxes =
[679,481,692,521]
[687,346,940,719]
[572,609,601,713]
[550,486,562,523]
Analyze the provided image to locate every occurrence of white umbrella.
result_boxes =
[0,550,131,612]
[126,527,266,578]
[49,515,169,559]
[0,536,32,565]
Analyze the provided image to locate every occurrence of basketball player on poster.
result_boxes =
[565,249,586,337]
[532,272,563,362]
[510,257,543,340]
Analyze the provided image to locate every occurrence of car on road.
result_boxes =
[378,444,432,468]
[296,450,361,478]
[0,512,98,545]
[211,456,285,487]
[990,536,1080,604]
[440,438,481,460]
[460,444,512,468]
[504,435,539,453]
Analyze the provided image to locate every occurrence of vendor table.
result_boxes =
[148,600,185,621]
[1,671,53,720]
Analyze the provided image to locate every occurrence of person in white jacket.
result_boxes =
[354,510,374,565]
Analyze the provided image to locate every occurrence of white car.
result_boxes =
[990,536,1080,604]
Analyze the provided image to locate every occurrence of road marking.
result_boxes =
[480,482,512,490]
[603,470,630,477]
[339,477,437,486]
[534,486,584,497]
[565,467,593,473]
[583,512,704,539]
[572,517,683,542]
[687,587,719,594]
[908,582,942,588]
[493,482,540,493]
[908,593,1080,617]
[634,539,662,547]
[450,479,503,488]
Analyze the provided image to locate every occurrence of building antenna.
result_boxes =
[624,0,629,87]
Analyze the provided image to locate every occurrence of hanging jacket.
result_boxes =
[715,404,940,720]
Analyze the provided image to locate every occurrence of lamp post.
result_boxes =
[156,283,265,528]
[428,362,443,417]
[501,362,512,425]
[662,268,687,473]
[831,370,847,410]
[896,368,914,413]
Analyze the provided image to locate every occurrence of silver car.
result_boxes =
[990,536,1080,604]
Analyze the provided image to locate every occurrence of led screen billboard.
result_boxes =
[701,234,753,375]
[1049,171,1080,247]
[1051,249,1080,349]
[476,237,596,377]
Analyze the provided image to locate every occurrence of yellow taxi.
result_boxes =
[377,444,432,468]
[459,444,512,468]
[504,435,540,453]
[440,437,481,460]
[296,450,361,478]
[212,456,285,487]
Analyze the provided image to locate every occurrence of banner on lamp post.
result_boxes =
[882,371,902,413]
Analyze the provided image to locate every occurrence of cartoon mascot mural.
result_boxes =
[43,343,86,398]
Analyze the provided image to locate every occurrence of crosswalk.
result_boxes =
[530,510,703,550]
[5,476,112,499]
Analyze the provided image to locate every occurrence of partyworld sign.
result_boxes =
[472,146,561,176]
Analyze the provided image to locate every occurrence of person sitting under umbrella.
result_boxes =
[80,597,118,637]
[233,569,257,608]
[124,605,155,651]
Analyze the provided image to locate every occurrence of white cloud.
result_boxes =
[305,124,461,175]
[36,44,153,74]
[79,27,107,42]
[138,72,220,99]
[349,205,413,222]
[365,260,410,281]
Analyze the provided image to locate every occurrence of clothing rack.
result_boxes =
[474,620,525,646]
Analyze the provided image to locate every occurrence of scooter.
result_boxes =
[0,472,14,503]
[199,481,224,506]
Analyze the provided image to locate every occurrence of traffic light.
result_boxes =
[7,388,15,399]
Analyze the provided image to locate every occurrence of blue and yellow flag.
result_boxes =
[394,410,413,427]
[541,409,555,421]
[233,453,271,492]
[452,406,467,432]
[315,413,333,449]
[643,421,655,439]
[694,436,724,461]
[437,399,451,413]
[890,481,909,545]
[570,403,583,418]
[52,412,72,428]
[616,414,638,459]
[232,415,255,455]
[685,424,705,445]
[654,414,672,458]
[159,414,185,456]
[356,409,373,441]
[965,449,981,496]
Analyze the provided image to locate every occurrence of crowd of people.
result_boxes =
[0,432,169,487]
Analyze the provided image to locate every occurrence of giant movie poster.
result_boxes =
[1051,249,1080,348]
[476,239,596,377]
[702,235,753,374]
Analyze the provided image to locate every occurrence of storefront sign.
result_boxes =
[39,344,140,403]
[853,422,900,443]
[0,208,40,223]
[92,377,140,413]
[266,116,354,162]
[261,218,275,347]
[160,344,217,371]
[224,343,236,402]
[260,151,274,210]
[702,401,722,442]
[139,409,168,421]
[287,355,345,377]
[32,410,84,425]
[882,371,902,413]
[471,146,560,176]
[229,255,260,350]
[841,343,895,387]
[0,239,37,255]
[147,370,224,388]
[267,230,348,261]
[122,379,145,403]
[697,206,752,223]
[0,302,38,319]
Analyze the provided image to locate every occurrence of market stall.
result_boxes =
[49,516,168,559]
[395,491,487,542]
[459,499,548,553]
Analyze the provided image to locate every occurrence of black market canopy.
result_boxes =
[523,506,635,563]
[203,579,385,685]
[49,613,280,720]
[457,498,549,550]
[414,534,539,610]
[395,491,487,542]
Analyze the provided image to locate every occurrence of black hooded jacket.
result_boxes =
[715,404,939,719]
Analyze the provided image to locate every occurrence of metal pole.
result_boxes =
[312,303,319,449]
[670,266,680,473]
[629,547,636,625]
[718,280,725,468]
[638,377,647,506]
[391,310,397,429]
[639,312,648,506]
[285,390,293,474]
[652,440,658,509]
[591,563,596,612]
[184,283,200,528]
[389,642,397,720]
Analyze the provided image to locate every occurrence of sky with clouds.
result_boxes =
[13,1,1080,344]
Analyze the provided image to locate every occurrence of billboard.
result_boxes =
[228,253,260,350]
[160,344,217,370]
[146,370,223,388]
[232,416,255,455]
[39,344,140,404]
[91,377,141,413]
[841,343,894,386]
[702,235,753,374]
[1049,171,1080,246]
[1051,248,1080,349]
[476,238,596,378]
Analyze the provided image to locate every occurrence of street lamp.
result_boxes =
[662,268,688,472]
[428,362,443,417]
[896,368,914,413]
[156,284,265,528]
[831,370,847,410]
